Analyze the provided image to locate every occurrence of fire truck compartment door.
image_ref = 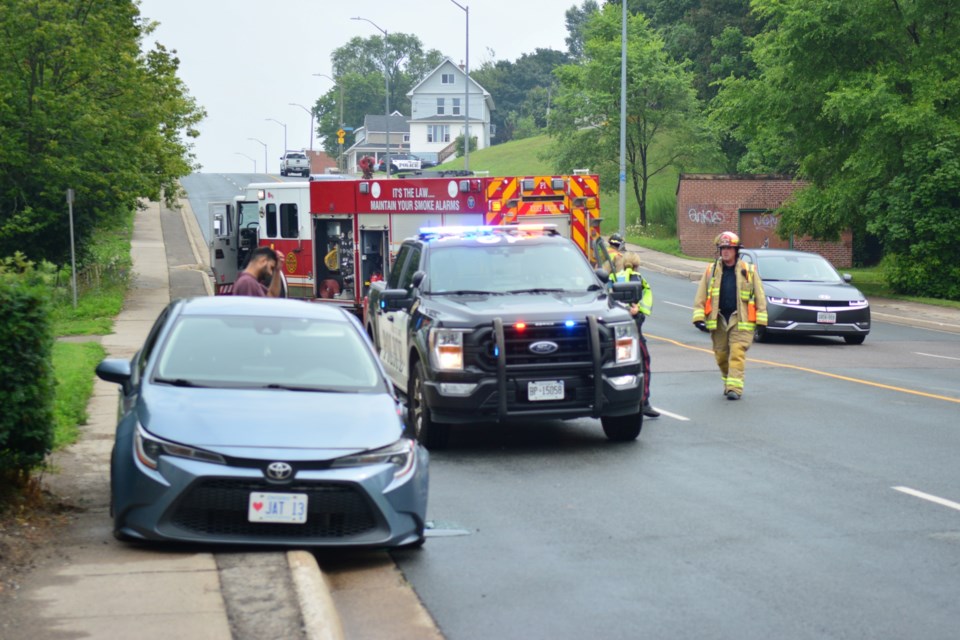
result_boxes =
[209,201,239,285]
[512,214,571,237]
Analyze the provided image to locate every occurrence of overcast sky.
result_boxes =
[137,0,576,174]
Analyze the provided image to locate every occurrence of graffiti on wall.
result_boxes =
[687,206,725,225]
[752,213,780,229]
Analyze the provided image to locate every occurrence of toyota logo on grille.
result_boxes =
[266,462,293,481]
[530,341,559,355]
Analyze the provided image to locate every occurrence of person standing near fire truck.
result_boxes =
[611,252,659,418]
[232,246,284,297]
[692,231,767,400]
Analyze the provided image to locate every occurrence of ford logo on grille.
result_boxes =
[266,461,293,481]
[530,341,559,355]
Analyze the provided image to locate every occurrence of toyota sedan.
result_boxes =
[96,296,429,547]
[739,248,871,344]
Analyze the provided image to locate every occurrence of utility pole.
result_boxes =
[449,0,470,170]
[618,0,627,239]
[352,17,392,176]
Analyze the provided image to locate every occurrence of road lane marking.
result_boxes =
[647,334,960,405]
[662,300,693,310]
[915,352,960,361]
[651,408,690,421]
[892,486,960,513]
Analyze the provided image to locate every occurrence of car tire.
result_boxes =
[408,360,449,449]
[754,326,767,343]
[280,169,286,176]
[844,334,866,345]
[601,412,643,441]
[390,164,399,174]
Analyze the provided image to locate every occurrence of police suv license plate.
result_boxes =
[817,312,837,324]
[248,492,308,524]
[528,380,564,401]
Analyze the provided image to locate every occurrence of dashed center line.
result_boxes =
[892,486,960,513]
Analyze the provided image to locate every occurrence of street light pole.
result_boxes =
[234,152,257,173]
[248,137,267,174]
[449,0,470,171]
[314,73,346,172]
[266,118,288,154]
[352,16,392,177]
[289,103,315,152]
[618,0,627,239]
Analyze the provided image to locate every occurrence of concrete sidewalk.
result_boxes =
[1,203,342,640]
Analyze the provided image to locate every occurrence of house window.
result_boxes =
[427,125,450,143]
[452,98,461,115]
[436,98,445,115]
[403,133,410,143]
[441,73,455,84]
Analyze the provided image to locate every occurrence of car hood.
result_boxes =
[420,291,631,325]
[138,385,403,460]
[762,280,867,303]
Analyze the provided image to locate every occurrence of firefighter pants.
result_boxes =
[710,313,753,396]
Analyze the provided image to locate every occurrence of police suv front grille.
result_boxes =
[169,479,378,539]
[466,322,603,371]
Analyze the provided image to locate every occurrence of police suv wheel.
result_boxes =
[601,412,643,441]
[408,360,449,449]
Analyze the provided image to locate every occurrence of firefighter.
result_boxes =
[611,251,659,418]
[603,232,625,273]
[691,231,768,400]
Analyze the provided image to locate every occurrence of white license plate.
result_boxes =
[248,492,308,524]
[817,312,837,324]
[528,380,564,401]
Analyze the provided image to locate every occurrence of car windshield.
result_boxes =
[755,254,843,283]
[154,315,383,391]
[426,242,599,293]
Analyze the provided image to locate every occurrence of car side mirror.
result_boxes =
[842,273,852,283]
[379,288,414,311]
[412,271,426,288]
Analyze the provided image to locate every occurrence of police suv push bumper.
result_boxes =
[421,314,643,424]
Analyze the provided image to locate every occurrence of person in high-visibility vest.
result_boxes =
[611,251,659,417]
[691,231,768,400]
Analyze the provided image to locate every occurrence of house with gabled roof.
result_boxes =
[406,58,495,165]
[344,112,410,174]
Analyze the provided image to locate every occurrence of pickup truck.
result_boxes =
[365,224,647,448]
[280,151,310,177]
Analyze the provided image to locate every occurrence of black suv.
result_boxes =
[365,225,647,448]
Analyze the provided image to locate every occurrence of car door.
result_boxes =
[377,243,421,387]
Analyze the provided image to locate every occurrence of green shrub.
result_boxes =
[0,255,56,476]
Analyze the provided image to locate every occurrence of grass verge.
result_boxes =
[52,341,108,448]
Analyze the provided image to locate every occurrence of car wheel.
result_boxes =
[844,334,866,345]
[754,326,767,343]
[408,360,449,449]
[601,412,643,441]
[390,164,399,174]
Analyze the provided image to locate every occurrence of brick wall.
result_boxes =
[676,174,853,267]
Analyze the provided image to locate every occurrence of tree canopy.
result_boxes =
[711,0,960,298]
[0,0,205,264]
[549,3,717,226]
[315,34,444,157]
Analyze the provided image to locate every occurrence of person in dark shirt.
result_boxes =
[233,246,283,297]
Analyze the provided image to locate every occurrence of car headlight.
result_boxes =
[612,322,639,364]
[850,299,868,307]
[134,424,225,470]
[330,438,416,480]
[429,328,468,371]
[768,296,800,305]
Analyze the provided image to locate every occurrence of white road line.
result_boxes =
[892,486,960,513]
[662,300,693,310]
[651,408,690,421]
[914,352,960,361]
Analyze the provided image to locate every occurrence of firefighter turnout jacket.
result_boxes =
[692,259,767,331]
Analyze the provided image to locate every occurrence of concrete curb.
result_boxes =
[177,196,214,296]
[288,551,345,640]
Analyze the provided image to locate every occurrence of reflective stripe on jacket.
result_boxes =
[610,267,653,316]
[692,259,767,331]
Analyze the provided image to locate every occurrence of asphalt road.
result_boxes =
[183,173,960,639]
[394,270,960,640]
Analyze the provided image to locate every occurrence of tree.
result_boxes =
[315,34,443,157]
[711,0,960,298]
[565,0,600,60]
[549,4,718,226]
[472,48,570,144]
[0,1,205,264]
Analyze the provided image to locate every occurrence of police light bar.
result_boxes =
[418,224,560,240]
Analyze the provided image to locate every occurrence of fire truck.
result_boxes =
[208,173,607,315]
